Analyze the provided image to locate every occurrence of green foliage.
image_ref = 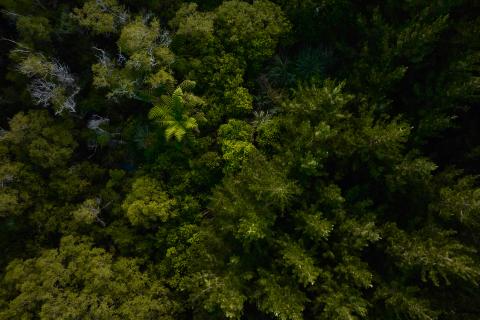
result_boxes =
[0,236,177,319]
[16,15,52,44]
[224,86,253,114]
[296,211,333,241]
[215,0,291,66]
[284,80,353,119]
[1,0,480,319]
[73,0,127,34]
[73,198,104,225]
[280,240,320,286]
[210,153,299,243]
[435,175,480,226]
[2,110,77,169]
[0,162,29,217]
[385,224,480,286]
[170,0,290,121]
[375,282,439,320]
[117,17,160,55]
[218,119,253,143]
[122,176,177,227]
[267,47,333,87]
[255,272,306,320]
[18,54,53,78]
[90,13,175,101]
[170,3,215,38]
[217,119,255,171]
[148,81,205,141]
[199,272,246,319]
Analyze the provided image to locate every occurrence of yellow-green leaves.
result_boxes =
[170,0,290,121]
[218,119,255,172]
[255,272,306,320]
[73,0,127,34]
[385,224,480,286]
[90,14,175,100]
[16,16,52,44]
[1,236,177,319]
[375,283,439,320]
[18,54,80,114]
[148,82,205,141]
[73,198,103,226]
[218,118,253,142]
[146,69,176,90]
[285,80,353,119]
[280,241,320,286]
[122,176,176,227]
[215,0,291,65]
[2,110,77,169]
[18,54,53,78]
[170,3,215,37]
[201,273,246,319]
[118,17,160,55]
[297,212,334,241]
[210,153,299,244]
[435,175,480,226]
[224,86,253,114]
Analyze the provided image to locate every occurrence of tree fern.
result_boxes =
[148,81,204,141]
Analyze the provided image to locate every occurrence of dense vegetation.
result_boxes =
[0,0,479,319]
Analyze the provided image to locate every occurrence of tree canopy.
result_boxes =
[0,0,479,319]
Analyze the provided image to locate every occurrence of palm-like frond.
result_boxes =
[183,117,198,130]
[294,47,333,81]
[165,124,186,141]
[179,80,196,91]
[148,82,201,141]
[148,104,170,120]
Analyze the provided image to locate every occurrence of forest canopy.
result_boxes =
[0,0,479,319]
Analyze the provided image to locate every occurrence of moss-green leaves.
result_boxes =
[1,236,177,319]
[122,176,176,227]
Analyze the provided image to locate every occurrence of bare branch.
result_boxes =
[0,38,31,50]
[93,47,112,67]
[0,10,22,18]
[29,79,56,106]
[51,60,75,86]
[159,29,172,47]
[87,115,110,133]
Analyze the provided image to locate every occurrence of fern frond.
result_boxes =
[159,94,172,106]
[184,92,205,107]
[179,80,196,91]
[165,125,186,141]
[171,88,184,112]
[148,82,204,142]
[148,105,170,120]
[184,117,198,130]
